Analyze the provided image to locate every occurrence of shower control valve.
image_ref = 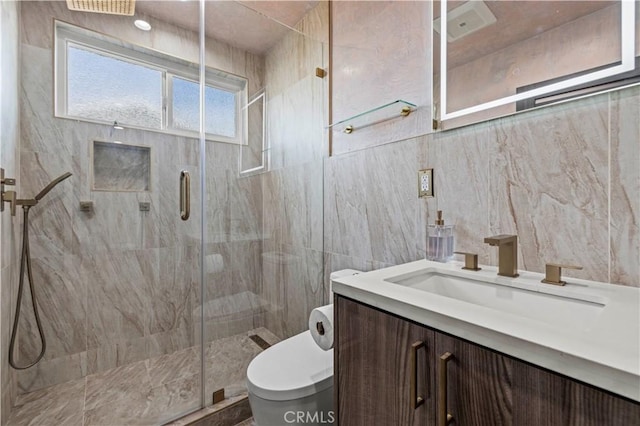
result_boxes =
[1,167,18,215]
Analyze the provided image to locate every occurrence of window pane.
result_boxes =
[172,77,237,138]
[67,45,162,128]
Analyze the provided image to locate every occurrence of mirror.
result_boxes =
[434,0,638,130]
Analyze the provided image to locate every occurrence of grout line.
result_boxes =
[82,375,88,426]
[608,92,612,283]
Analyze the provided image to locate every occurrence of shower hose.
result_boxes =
[9,205,47,370]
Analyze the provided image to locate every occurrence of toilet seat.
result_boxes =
[246,330,333,401]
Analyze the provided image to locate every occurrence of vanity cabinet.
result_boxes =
[334,295,436,425]
[335,296,640,426]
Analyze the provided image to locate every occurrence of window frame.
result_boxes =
[54,20,248,145]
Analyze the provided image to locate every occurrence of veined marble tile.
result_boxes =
[19,151,74,259]
[149,245,199,337]
[324,139,418,265]
[204,329,279,401]
[84,359,151,411]
[489,93,610,281]
[228,174,263,243]
[15,255,86,362]
[16,352,86,394]
[609,87,640,286]
[83,250,153,350]
[418,123,493,264]
[146,347,200,389]
[7,378,85,426]
[260,160,323,252]
[331,1,431,154]
[85,335,149,376]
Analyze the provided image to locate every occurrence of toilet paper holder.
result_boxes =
[316,321,325,336]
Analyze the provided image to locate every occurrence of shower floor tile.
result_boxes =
[6,328,280,426]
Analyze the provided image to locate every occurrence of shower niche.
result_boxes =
[91,140,151,191]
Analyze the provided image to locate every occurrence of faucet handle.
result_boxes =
[454,251,481,271]
[2,190,17,216]
[542,263,583,286]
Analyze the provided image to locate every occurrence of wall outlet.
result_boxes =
[418,169,434,198]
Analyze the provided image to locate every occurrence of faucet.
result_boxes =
[484,234,519,277]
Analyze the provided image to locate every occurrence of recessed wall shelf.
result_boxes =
[327,99,417,134]
[92,141,151,192]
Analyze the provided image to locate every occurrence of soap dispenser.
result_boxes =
[426,210,454,262]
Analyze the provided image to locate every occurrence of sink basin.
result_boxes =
[332,259,639,401]
[385,269,606,330]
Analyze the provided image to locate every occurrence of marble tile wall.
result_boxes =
[260,1,329,339]
[324,86,640,290]
[331,1,432,155]
[14,0,266,400]
[1,0,21,422]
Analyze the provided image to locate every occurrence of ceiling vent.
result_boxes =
[66,0,136,16]
[434,1,497,42]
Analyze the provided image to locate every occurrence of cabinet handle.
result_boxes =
[180,170,190,221]
[439,352,454,426]
[410,341,425,410]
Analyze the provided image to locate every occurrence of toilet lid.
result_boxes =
[246,330,333,401]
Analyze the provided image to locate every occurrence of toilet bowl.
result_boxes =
[246,330,334,426]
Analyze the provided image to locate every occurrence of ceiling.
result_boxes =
[135,0,318,55]
[434,0,616,71]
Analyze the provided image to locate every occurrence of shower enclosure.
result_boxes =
[0,1,328,424]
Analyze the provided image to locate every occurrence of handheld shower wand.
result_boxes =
[9,172,72,370]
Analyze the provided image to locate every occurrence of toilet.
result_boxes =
[246,270,361,425]
[246,330,334,426]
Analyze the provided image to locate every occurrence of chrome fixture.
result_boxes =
[542,263,583,286]
[9,172,72,370]
[483,234,519,277]
[109,120,124,138]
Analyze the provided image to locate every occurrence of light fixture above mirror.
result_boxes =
[435,0,637,130]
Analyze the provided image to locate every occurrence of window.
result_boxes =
[55,21,247,144]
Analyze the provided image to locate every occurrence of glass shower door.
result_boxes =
[201,0,329,408]
[7,1,205,424]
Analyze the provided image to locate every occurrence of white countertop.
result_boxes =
[332,259,640,402]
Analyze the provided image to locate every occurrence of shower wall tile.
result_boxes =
[7,378,85,426]
[229,174,263,242]
[265,3,326,171]
[1,0,20,420]
[148,245,199,340]
[266,76,325,171]
[86,335,149,376]
[610,87,640,286]
[19,151,74,259]
[263,245,324,339]
[83,249,154,349]
[15,255,86,363]
[261,161,320,251]
[489,93,610,281]
[16,351,87,394]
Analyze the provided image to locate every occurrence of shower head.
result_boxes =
[35,172,72,201]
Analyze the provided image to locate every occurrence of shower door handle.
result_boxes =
[180,170,190,221]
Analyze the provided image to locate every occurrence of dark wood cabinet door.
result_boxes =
[335,297,435,426]
[436,332,640,426]
[436,332,514,426]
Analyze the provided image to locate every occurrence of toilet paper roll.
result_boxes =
[309,304,334,351]
[205,254,224,274]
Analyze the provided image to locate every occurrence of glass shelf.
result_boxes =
[327,99,417,133]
